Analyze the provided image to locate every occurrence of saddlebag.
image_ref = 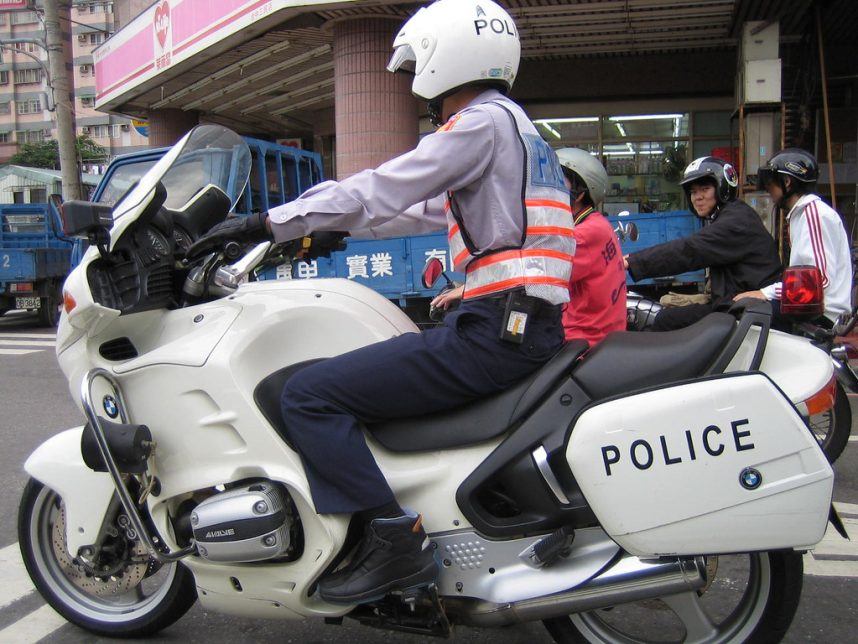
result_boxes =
[565,372,833,556]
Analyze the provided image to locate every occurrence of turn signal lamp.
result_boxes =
[62,290,76,314]
[805,376,836,416]
[781,266,824,317]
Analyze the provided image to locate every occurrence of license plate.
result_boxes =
[15,296,40,309]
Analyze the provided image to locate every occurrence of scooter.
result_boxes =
[18,125,839,643]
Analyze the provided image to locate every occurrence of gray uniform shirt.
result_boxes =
[268,89,528,253]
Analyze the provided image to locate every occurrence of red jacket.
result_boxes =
[562,210,628,346]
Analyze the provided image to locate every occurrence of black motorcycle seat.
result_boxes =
[367,339,589,453]
[572,312,736,400]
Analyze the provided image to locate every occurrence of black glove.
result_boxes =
[303,231,348,260]
[187,211,270,258]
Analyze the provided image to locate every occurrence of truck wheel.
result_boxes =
[38,283,61,327]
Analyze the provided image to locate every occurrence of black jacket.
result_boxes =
[627,200,782,308]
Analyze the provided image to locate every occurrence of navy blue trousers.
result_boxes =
[280,298,564,514]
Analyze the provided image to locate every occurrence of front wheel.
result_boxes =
[808,379,851,463]
[18,478,197,637]
[544,550,803,644]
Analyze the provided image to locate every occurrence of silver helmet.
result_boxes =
[556,147,608,208]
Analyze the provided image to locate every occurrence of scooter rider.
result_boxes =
[624,156,782,331]
[190,0,572,604]
[734,148,852,323]
[557,148,627,345]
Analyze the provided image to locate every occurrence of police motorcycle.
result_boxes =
[626,270,854,464]
[19,125,839,643]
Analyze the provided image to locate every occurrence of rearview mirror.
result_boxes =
[422,257,444,289]
[60,200,113,239]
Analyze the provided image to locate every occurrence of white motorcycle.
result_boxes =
[19,125,840,643]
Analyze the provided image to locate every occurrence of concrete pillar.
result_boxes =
[148,109,199,147]
[332,17,418,180]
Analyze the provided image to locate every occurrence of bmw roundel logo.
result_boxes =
[739,467,762,490]
[103,395,119,419]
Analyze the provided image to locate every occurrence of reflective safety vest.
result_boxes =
[447,102,575,305]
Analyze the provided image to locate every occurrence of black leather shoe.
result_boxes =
[318,513,438,604]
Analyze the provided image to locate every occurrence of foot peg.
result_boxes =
[525,526,575,568]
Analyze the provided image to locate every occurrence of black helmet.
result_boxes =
[758,148,818,194]
[679,156,739,206]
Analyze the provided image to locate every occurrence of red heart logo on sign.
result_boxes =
[154,1,170,49]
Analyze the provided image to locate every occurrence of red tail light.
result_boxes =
[781,266,824,317]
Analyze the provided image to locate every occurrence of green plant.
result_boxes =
[662,144,687,183]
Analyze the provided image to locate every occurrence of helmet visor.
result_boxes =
[387,44,416,74]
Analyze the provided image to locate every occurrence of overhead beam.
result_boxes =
[213,61,335,114]
[273,90,334,115]
[150,39,294,109]
[183,44,331,110]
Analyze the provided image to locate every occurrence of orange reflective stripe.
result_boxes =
[527,226,575,236]
[464,276,570,299]
[447,222,459,239]
[468,248,574,270]
[437,114,462,133]
[453,247,470,267]
[525,199,573,212]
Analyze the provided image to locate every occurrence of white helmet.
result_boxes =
[387,0,521,101]
[556,147,609,208]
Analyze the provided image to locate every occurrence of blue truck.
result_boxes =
[77,137,704,320]
[0,201,73,326]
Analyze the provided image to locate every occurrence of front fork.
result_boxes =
[830,348,858,393]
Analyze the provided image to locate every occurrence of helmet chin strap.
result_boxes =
[427,98,444,127]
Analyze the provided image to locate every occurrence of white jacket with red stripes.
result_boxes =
[761,193,852,321]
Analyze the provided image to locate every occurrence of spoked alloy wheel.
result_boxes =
[808,379,851,463]
[543,551,803,644]
[18,479,196,637]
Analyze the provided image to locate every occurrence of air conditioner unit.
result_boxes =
[120,123,130,131]
[81,126,91,134]
[77,34,87,43]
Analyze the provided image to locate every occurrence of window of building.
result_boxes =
[13,191,24,204]
[0,132,10,143]
[535,113,692,214]
[0,102,9,115]
[13,69,41,84]
[109,124,123,138]
[80,96,95,108]
[10,11,38,25]
[29,188,47,203]
[89,124,109,138]
[0,71,8,85]
[16,99,42,115]
[80,64,92,76]
[89,33,105,46]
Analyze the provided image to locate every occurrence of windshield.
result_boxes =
[111,125,251,221]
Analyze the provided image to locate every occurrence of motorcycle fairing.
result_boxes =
[24,427,115,555]
[566,371,833,556]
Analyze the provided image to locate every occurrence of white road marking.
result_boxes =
[849,436,858,442]
[0,349,41,356]
[0,333,56,339]
[805,504,858,578]
[0,604,67,642]
[0,340,55,347]
[0,543,34,610]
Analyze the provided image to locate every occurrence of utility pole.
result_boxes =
[43,0,83,200]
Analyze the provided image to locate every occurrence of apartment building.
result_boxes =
[0,1,149,171]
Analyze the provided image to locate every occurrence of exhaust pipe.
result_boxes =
[454,555,707,626]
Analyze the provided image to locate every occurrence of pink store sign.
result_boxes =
[94,0,302,106]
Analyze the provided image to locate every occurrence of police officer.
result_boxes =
[624,157,782,331]
[735,148,852,323]
[191,0,571,604]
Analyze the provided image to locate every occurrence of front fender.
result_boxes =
[24,427,115,555]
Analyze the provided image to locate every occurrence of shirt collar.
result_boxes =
[465,88,507,109]
[785,193,819,221]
